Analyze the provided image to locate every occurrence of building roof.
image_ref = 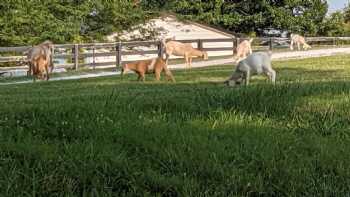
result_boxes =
[107,14,234,41]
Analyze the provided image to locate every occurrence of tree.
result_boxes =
[318,9,350,37]
[0,0,341,46]
[155,0,328,36]
[0,0,149,46]
[319,11,346,36]
[345,2,350,23]
[0,0,88,46]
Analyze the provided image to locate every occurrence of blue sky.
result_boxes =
[328,0,348,12]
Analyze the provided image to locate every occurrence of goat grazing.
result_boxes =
[290,34,311,51]
[233,38,254,63]
[163,40,208,69]
[121,57,175,82]
[225,52,276,86]
[26,41,54,81]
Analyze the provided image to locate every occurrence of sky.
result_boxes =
[328,0,348,13]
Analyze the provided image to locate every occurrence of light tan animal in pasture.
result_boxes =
[290,34,311,51]
[233,38,254,63]
[26,41,54,81]
[121,57,175,82]
[163,40,208,69]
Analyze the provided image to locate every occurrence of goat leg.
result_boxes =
[163,66,175,82]
[45,66,49,81]
[189,57,192,69]
[270,69,276,84]
[165,54,170,65]
[184,55,190,69]
[155,70,161,81]
[244,70,250,86]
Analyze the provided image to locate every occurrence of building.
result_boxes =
[85,14,235,65]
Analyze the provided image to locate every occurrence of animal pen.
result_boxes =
[1,37,350,77]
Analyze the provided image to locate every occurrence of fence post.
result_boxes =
[234,38,240,55]
[269,37,273,51]
[74,44,79,70]
[158,40,164,58]
[198,39,203,50]
[92,46,96,70]
[116,41,122,69]
[51,45,55,70]
[232,37,235,55]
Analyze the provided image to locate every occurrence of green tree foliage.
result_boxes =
[0,0,347,46]
[319,11,350,36]
[155,0,328,36]
[345,2,350,23]
[317,1,350,37]
[82,1,149,41]
[0,0,148,46]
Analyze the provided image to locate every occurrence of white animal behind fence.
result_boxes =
[233,38,254,63]
[290,34,311,51]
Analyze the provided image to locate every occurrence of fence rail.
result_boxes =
[1,36,350,72]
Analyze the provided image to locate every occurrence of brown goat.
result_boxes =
[31,56,50,81]
[27,41,54,81]
[121,57,175,82]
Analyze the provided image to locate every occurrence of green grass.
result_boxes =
[1,55,350,196]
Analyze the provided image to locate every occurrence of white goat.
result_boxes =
[233,38,254,63]
[226,52,276,86]
[290,34,311,51]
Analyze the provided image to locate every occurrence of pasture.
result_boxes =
[1,55,350,196]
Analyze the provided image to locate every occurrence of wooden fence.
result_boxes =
[1,36,350,72]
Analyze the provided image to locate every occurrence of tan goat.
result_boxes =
[233,38,254,63]
[121,57,175,82]
[26,41,54,81]
[163,40,208,69]
[290,34,311,51]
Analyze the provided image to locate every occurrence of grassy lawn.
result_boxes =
[1,55,350,196]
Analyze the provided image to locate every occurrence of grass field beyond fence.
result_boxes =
[1,55,350,196]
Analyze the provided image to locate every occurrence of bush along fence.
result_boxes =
[1,37,350,72]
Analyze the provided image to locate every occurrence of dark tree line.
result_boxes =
[0,0,349,46]
[0,0,147,46]
[154,0,328,35]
